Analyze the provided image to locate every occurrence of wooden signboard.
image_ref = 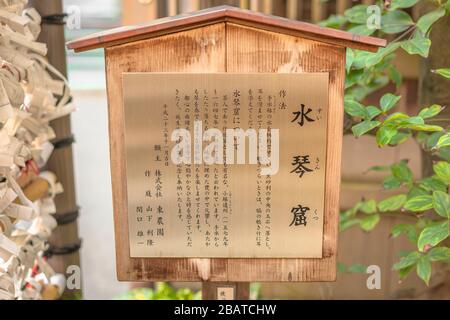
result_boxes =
[67,6,385,283]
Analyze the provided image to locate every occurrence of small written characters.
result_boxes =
[170,120,279,175]
[123,73,329,258]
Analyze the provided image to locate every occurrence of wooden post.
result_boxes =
[239,0,249,10]
[286,0,298,20]
[202,282,249,300]
[167,0,178,16]
[122,0,158,25]
[28,0,82,299]
[262,0,273,14]
[337,0,349,15]
[311,0,324,23]
[179,0,200,13]
[250,0,259,12]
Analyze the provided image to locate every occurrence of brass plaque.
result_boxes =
[122,73,329,258]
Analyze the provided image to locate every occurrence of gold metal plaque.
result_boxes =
[122,73,329,258]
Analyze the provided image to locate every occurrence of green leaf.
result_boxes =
[381,10,414,34]
[432,68,450,79]
[380,93,401,112]
[360,199,377,214]
[340,217,361,232]
[360,214,380,231]
[435,132,450,149]
[416,256,432,285]
[376,126,398,147]
[342,203,362,218]
[391,223,417,242]
[425,131,445,149]
[367,165,390,172]
[418,104,443,119]
[398,250,413,258]
[346,48,354,73]
[393,251,420,270]
[348,263,367,273]
[404,124,443,132]
[345,98,367,118]
[398,265,415,279]
[418,176,447,193]
[391,161,413,183]
[389,65,403,88]
[417,221,450,252]
[417,8,446,34]
[384,112,409,125]
[365,42,402,68]
[352,120,381,137]
[401,32,431,57]
[389,132,411,145]
[427,247,450,262]
[319,14,347,28]
[404,195,434,212]
[438,147,450,162]
[405,124,444,132]
[408,186,430,199]
[389,0,419,10]
[366,106,382,120]
[337,262,347,273]
[383,175,403,189]
[432,191,450,218]
[379,194,407,212]
[352,51,372,69]
[398,116,424,127]
[398,116,443,132]
[433,161,450,184]
[348,24,376,36]
[344,4,369,24]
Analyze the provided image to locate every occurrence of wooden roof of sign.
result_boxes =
[67,5,386,53]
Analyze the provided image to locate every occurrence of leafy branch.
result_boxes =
[321,0,450,286]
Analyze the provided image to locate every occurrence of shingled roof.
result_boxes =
[67,5,386,53]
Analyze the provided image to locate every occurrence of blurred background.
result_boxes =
[52,0,448,299]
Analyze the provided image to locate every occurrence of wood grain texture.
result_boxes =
[106,21,345,282]
[68,5,385,53]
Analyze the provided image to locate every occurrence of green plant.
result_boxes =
[321,0,449,286]
[116,282,262,300]
[115,282,201,300]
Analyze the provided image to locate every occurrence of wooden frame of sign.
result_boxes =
[68,6,385,282]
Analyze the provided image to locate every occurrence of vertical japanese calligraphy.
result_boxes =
[122,73,329,258]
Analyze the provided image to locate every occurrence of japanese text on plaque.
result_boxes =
[122,73,328,258]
